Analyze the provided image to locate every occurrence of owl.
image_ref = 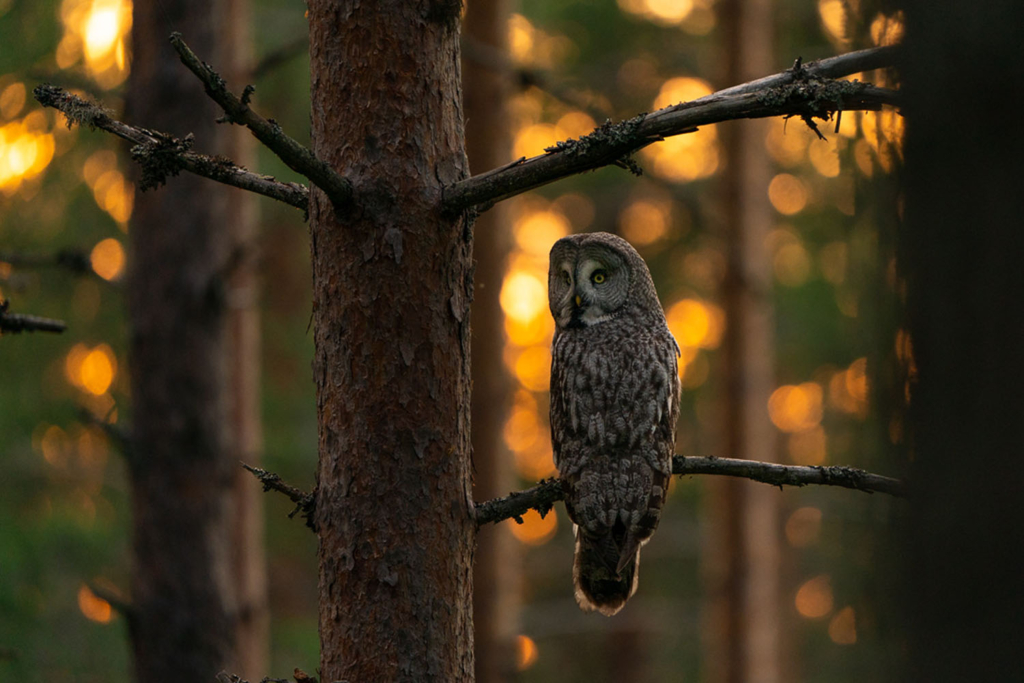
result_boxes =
[548,232,680,616]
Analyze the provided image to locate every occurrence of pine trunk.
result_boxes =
[307,3,476,680]
[125,1,235,680]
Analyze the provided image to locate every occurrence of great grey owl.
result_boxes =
[548,232,680,616]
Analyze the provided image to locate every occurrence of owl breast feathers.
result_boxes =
[548,232,680,616]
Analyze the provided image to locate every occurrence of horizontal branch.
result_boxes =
[0,299,67,335]
[242,463,316,531]
[474,455,906,526]
[33,85,309,213]
[0,248,92,275]
[169,33,353,209]
[444,45,900,214]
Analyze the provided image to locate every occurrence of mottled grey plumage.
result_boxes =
[548,232,680,616]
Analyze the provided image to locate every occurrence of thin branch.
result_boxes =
[169,33,353,210]
[242,463,316,530]
[461,34,613,121]
[474,455,906,526]
[0,248,92,274]
[87,581,133,620]
[34,85,309,213]
[0,299,67,335]
[444,46,901,214]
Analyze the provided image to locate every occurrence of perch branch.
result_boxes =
[0,248,113,285]
[169,33,352,209]
[0,299,67,334]
[33,85,309,213]
[444,45,900,214]
[474,455,906,526]
[242,463,316,530]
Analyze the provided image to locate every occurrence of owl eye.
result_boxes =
[592,271,607,284]
[563,271,572,286]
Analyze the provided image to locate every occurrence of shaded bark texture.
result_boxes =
[124,0,236,680]
[705,0,781,681]
[900,1,1024,681]
[463,0,520,681]
[308,2,476,681]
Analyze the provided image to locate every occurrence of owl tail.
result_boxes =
[572,528,640,617]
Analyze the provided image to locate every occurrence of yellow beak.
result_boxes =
[575,295,582,307]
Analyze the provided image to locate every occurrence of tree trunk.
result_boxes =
[125,1,235,680]
[223,0,269,676]
[463,1,519,681]
[705,0,781,681]
[307,3,475,681]
[901,2,1024,681]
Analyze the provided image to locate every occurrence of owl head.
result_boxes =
[548,232,663,330]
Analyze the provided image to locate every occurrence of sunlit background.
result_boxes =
[0,0,906,680]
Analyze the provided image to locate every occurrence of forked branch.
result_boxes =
[474,455,906,526]
[169,33,352,209]
[444,45,901,213]
[33,85,310,213]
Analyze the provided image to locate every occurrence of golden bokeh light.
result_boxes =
[508,13,534,63]
[514,210,571,257]
[818,0,848,45]
[514,346,551,392]
[77,584,113,624]
[82,150,135,225]
[808,137,841,178]
[845,357,868,404]
[0,113,57,196]
[774,242,811,287]
[40,425,72,467]
[829,606,857,645]
[618,0,695,26]
[59,0,133,89]
[500,271,548,325]
[768,383,823,433]
[795,575,834,619]
[619,198,672,246]
[556,111,597,139]
[765,118,810,167]
[768,173,809,215]
[504,404,541,453]
[514,440,558,480]
[508,508,558,546]
[506,313,554,347]
[785,507,823,548]
[0,81,26,120]
[65,343,117,395]
[870,11,904,47]
[506,13,573,68]
[90,238,125,281]
[641,77,719,182]
[666,298,725,350]
[513,123,561,160]
[788,426,827,466]
[516,634,539,671]
[653,76,713,111]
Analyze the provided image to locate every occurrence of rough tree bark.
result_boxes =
[307,3,476,681]
[901,1,1024,681]
[706,0,781,681]
[124,0,236,680]
[462,1,520,681]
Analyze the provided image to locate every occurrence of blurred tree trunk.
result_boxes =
[307,3,476,681]
[125,0,237,680]
[463,1,519,681]
[901,2,1024,681]
[705,0,781,682]
[223,0,269,677]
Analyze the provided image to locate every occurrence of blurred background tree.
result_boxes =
[0,0,912,681]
